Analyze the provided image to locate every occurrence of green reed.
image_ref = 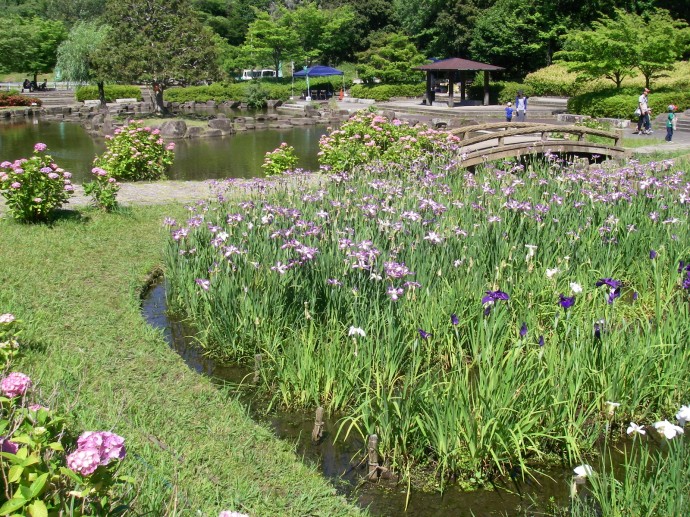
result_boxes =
[164,152,690,484]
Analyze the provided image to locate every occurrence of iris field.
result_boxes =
[163,114,690,502]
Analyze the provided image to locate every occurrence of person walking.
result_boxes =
[666,104,677,142]
[515,91,527,122]
[635,88,652,134]
[505,102,514,122]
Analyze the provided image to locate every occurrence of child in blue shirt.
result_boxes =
[505,102,514,122]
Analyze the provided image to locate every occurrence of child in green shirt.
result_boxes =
[666,105,677,142]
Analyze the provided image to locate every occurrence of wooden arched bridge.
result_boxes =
[448,122,629,168]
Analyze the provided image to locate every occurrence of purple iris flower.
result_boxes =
[607,287,621,304]
[595,278,622,289]
[559,294,575,310]
[594,322,602,339]
[538,335,544,347]
[683,277,690,290]
[450,313,459,326]
[482,290,510,304]
[649,249,657,260]
[418,328,432,340]
[632,291,638,301]
[519,322,528,338]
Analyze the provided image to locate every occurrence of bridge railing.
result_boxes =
[450,123,622,148]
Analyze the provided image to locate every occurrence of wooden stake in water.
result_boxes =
[367,434,379,481]
[311,406,325,443]
[253,353,262,384]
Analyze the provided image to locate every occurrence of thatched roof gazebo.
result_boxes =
[415,58,504,107]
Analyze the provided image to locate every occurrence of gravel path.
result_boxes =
[0,180,215,216]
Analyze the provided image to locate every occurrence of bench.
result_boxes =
[115,98,138,104]
[84,100,101,107]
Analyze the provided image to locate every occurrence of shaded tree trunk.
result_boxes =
[97,81,106,108]
[153,82,168,114]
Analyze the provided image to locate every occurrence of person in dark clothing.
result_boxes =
[22,79,31,92]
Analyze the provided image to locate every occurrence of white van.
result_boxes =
[240,69,277,80]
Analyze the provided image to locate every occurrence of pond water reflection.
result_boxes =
[0,120,327,183]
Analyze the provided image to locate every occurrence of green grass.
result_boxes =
[0,205,362,517]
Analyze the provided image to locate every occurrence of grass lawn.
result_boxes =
[0,205,362,517]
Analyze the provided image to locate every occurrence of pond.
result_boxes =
[142,280,576,517]
[0,120,327,183]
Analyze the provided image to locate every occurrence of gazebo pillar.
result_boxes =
[483,71,490,106]
[425,72,433,105]
[460,70,466,101]
[448,74,454,108]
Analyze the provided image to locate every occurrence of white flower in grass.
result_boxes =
[570,282,583,294]
[348,326,365,337]
[424,231,444,245]
[605,401,620,415]
[546,267,559,279]
[676,405,690,426]
[626,422,646,436]
[525,244,538,262]
[573,465,594,479]
[654,420,685,439]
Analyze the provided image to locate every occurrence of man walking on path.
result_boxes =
[635,88,652,134]
[515,91,527,122]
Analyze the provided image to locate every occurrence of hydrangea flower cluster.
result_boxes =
[66,431,126,476]
[0,144,74,222]
[1,372,32,398]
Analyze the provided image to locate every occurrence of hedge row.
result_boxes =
[568,87,690,119]
[76,85,142,102]
[467,81,529,104]
[0,91,42,107]
[349,83,425,101]
[163,79,345,104]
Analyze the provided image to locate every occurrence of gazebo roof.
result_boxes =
[415,58,504,72]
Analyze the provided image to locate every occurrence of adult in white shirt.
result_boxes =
[636,88,652,134]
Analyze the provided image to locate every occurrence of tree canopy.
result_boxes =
[96,0,219,111]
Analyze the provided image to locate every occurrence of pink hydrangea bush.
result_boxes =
[0,370,132,513]
[83,166,121,211]
[261,142,299,176]
[0,143,74,222]
[93,120,175,181]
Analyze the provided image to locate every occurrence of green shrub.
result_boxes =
[523,64,611,97]
[349,83,425,101]
[75,85,142,102]
[568,88,690,119]
[467,81,528,104]
[93,121,174,181]
[261,142,299,175]
[0,91,42,107]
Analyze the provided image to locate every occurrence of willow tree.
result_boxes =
[97,0,219,113]
[56,22,110,107]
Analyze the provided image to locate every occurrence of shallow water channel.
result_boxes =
[0,119,327,183]
[142,280,578,516]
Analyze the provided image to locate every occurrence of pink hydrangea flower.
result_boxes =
[1,372,32,398]
[66,448,101,475]
[0,438,18,454]
[77,431,126,465]
[34,143,47,152]
[33,198,43,203]
[29,404,48,412]
[10,182,21,189]
[0,314,15,324]
[219,512,249,517]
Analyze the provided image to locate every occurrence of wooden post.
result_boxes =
[367,434,379,481]
[311,406,325,443]
[498,136,504,146]
[460,70,466,101]
[253,353,262,384]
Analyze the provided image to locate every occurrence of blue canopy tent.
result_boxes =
[293,65,344,100]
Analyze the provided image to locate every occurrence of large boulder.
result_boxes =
[160,120,188,138]
[208,117,234,132]
[185,126,205,138]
